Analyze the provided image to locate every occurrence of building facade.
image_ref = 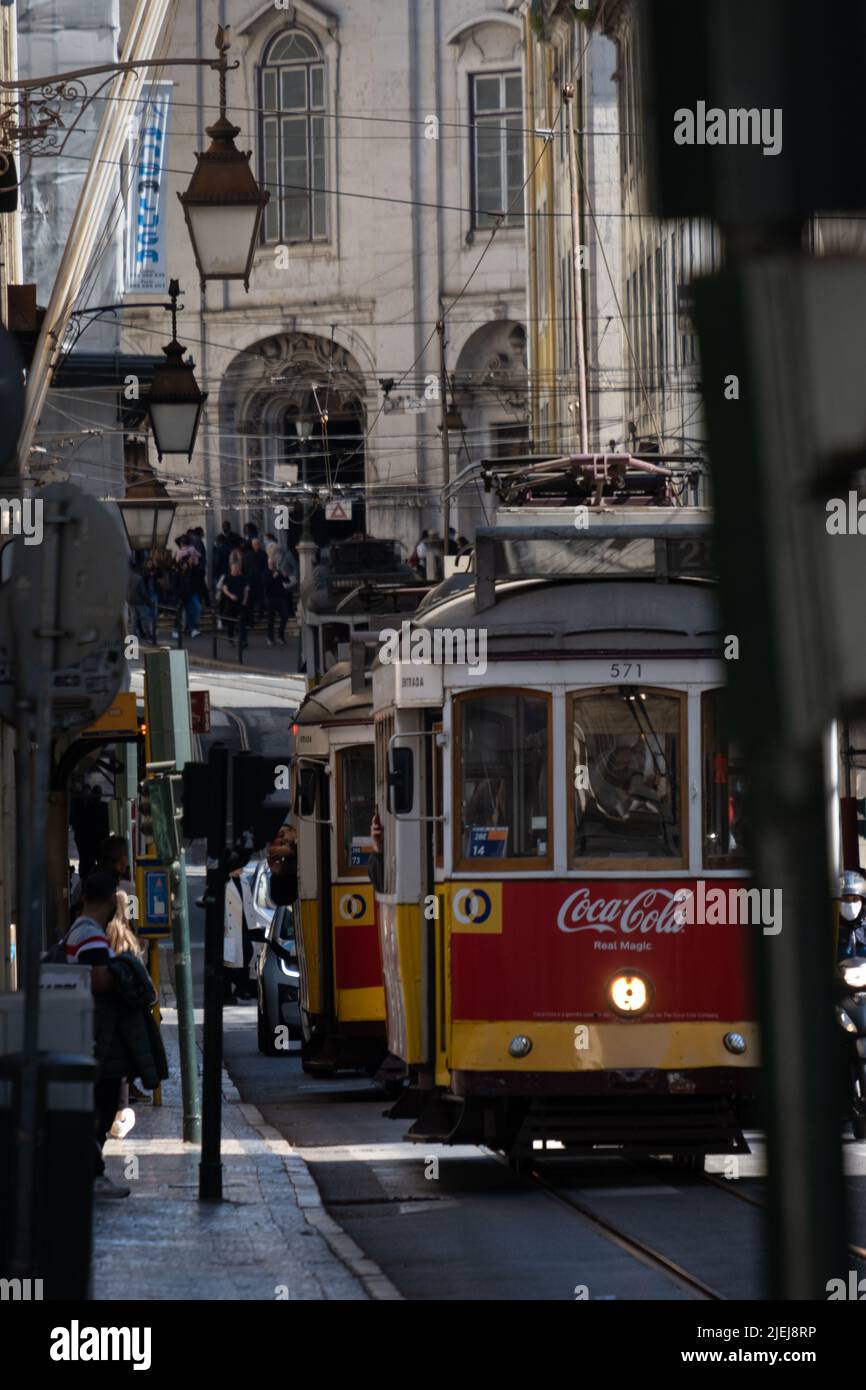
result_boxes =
[521,1,624,458]
[118,0,530,558]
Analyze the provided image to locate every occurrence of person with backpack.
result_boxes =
[54,870,167,1196]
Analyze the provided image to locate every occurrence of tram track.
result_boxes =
[695,1167,866,1264]
[485,1149,726,1300]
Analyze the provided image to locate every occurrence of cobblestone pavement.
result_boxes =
[91,992,401,1301]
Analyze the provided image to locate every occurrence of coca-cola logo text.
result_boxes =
[557,887,685,936]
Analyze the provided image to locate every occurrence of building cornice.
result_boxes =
[236,0,340,41]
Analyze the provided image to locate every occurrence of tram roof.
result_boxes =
[294,661,372,725]
[409,575,720,651]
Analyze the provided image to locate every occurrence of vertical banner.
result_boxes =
[126,83,172,293]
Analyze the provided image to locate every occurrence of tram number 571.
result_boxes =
[609,662,641,679]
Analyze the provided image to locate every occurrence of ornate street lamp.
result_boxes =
[0,26,268,291]
[145,280,207,461]
[117,474,177,552]
[178,29,270,290]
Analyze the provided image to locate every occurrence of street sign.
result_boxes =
[190,689,211,733]
[325,498,352,522]
[80,691,139,740]
[135,859,172,939]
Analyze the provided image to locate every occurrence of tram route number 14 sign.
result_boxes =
[467,826,508,858]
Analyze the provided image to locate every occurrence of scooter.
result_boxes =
[835,952,866,1140]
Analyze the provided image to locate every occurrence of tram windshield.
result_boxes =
[569,689,684,863]
[337,745,375,875]
[458,692,549,864]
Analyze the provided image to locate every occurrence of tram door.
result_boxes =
[317,764,335,1027]
[429,714,450,1085]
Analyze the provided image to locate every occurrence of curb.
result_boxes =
[243,1107,404,1302]
[159,969,402,1302]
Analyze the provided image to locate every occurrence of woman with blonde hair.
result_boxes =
[107,889,145,960]
[107,890,146,1139]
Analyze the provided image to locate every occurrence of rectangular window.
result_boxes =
[433,721,444,866]
[702,691,747,868]
[568,688,686,867]
[492,422,530,458]
[456,691,550,868]
[374,716,395,894]
[471,72,524,228]
[261,61,327,244]
[336,745,375,877]
[537,200,549,326]
[262,115,280,243]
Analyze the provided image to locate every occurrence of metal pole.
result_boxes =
[199,743,227,1200]
[563,83,589,454]
[437,319,451,560]
[170,850,201,1143]
[695,268,848,1299]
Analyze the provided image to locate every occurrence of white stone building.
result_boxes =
[118,0,530,558]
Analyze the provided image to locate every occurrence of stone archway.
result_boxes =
[451,319,528,537]
[220,331,368,549]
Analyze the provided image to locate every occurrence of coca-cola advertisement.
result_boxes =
[450,879,754,1022]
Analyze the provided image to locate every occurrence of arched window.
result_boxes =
[260,29,327,243]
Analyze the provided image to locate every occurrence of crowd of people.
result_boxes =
[126,519,299,649]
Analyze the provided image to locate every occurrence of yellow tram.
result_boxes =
[370,500,759,1159]
[292,662,392,1076]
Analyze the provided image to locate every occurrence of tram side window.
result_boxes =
[569,689,684,864]
[337,746,375,877]
[374,715,396,893]
[702,690,747,867]
[457,692,549,864]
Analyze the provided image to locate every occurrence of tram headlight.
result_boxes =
[508,1035,533,1058]
[842,962,866,990]
[723,1032,747,1055]
[608,972,651,1016]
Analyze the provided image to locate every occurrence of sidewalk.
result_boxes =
[154,610,304,676]
[91,975,401,1301]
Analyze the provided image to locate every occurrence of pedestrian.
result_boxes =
[96,836,136,912]
[223,852,257,1001]
[106,889,146,1142]
[127,560,154,644]
[264,556,293,646]
[71,785,110,879]
[243,535,269,622]
[218,558,250,644]
[190,526,206,562]
[243,521,259,549]
[67,871,168,1197]
[172,552,202,638]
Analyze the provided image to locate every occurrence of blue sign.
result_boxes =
[467,826,508,859]
[145,869,169,925]
[349,844,370,867]
[126,84,172,292]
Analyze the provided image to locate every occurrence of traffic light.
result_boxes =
[150,774,183,863]
[231,751,291,855]
[181,761,211,841]
[138,779,154,847]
